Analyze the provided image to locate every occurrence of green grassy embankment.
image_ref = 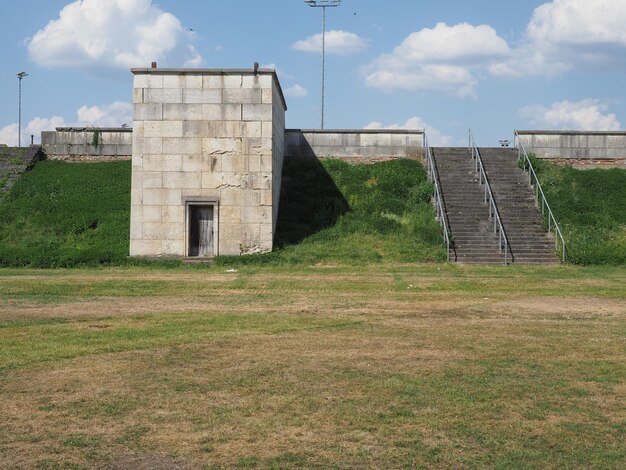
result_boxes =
[222,157,444,265]
[527,156,626,265]
[0,158,445,267]
[0,160,130,267]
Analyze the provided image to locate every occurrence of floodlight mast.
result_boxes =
[17,72,28,147]
[304,0,342,129]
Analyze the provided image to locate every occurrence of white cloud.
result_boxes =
[363,23,510,97]
[0,116,66,146]
[292,30,369,55]
[519,99,622,130]
[527,0,626,46]
[386,23,510,64]
[0,123,20,146]
[365,64,477,98]
[492,0,626,77]
[28,0,202,70]
[364,116,453,146]
[0,101,132,146]
[285,84,309,98]
[77,102,132,127]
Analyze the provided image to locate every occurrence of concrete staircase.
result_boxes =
[480,148,558,264]
[433,147,558,264]
[433,147,506,264]
[0,146,44,196]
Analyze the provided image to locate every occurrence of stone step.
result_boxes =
[0,146,44,194]
[432,146,559,265]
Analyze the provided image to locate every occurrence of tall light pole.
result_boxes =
[304,0,341,129]
[17,72,28,147]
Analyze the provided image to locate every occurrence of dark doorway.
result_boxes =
[188,205,215,257]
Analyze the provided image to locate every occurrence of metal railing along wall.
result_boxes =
[424,134,452,261]
[514,130,566,262]
[468,130,512,264]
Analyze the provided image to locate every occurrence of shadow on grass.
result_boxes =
[274,155,349,248]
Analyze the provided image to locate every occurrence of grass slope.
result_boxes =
[220,157,445,265]
[0,158,444,267]
[0,160,130,267]
[529,157,626,265]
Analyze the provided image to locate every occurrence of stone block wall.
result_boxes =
[41,128,132,160]
[130,68,287,258]
[517,130,626,167]
[285,129,424,161]
[271,79,286,229]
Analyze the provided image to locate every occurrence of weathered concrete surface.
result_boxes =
[517,130,626,167]
[130,68,286,258]
[41,128,132,161]
[285,129,424,161]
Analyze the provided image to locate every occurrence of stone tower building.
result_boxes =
[129,67,286,257]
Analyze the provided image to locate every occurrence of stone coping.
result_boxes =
[50,128,425,135]
[286,128,425,135]
[54,127,132,132]
[131,67,287,112]
[516,130,626,136]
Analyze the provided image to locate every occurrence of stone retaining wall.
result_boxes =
[516,130,626,167]
[41,127,132,161]
[41,128,426,163]
[285,129,424,161]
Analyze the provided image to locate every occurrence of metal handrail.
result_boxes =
[514,131,566,262]
[424,134,452,261]
[468,130,512,265]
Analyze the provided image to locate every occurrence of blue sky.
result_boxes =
[1,0,625,146]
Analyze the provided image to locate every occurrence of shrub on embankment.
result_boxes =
[530,157,626,265]
[0,158,444,267]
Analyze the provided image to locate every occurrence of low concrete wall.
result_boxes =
[41,127,132,161]
[285,129,424,162]
[516,130,626,167]
[41,128,425,163]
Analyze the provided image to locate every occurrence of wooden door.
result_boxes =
[189,205,214,256]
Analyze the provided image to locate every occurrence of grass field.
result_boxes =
[1,264,624,468]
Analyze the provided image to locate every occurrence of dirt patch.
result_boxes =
[105,452,191,470]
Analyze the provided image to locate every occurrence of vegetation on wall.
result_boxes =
[91,128,102,147]
[528,156,626,265]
